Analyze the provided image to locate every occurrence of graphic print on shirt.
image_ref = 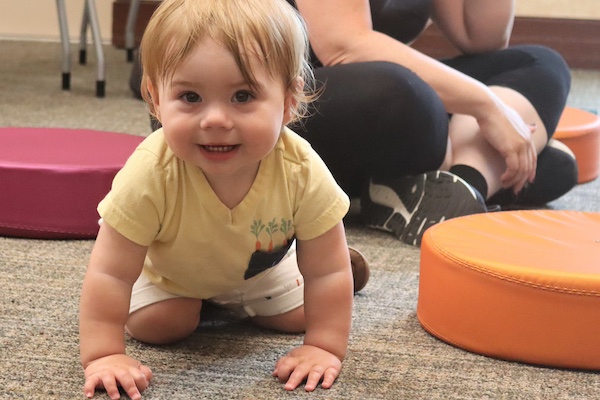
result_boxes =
[246,218,294,280]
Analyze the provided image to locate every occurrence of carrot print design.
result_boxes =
[250,218,293,252]
[250,220,265,251]
[280,218,293,246]
[265,218,279,252]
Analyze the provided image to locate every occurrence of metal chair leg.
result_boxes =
[125,0,141,62]
[56,0,106,97]
[56,0,71,90]
[85,0,106,97]
[79,0,89,65]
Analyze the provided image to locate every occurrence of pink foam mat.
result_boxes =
[0,127,144,239]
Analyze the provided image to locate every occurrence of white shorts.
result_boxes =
[129,244,304,318]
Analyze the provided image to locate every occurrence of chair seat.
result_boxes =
[0,127,143,239]
[417,210,600,370]
[554,107,600,183]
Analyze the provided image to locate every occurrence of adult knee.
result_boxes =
[340,62,448,175]
[494,45,571,135]
[296,61,448,195]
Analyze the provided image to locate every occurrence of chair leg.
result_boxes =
[56,0,71,90]
[125,0,141,62]
[85,0,106,97]
[55,0,106,97]
[79,0,89,65]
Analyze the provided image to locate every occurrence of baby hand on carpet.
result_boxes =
[273,344,342,392]
[83,353,152,399]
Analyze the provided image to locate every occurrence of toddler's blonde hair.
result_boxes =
[140,0,315,125]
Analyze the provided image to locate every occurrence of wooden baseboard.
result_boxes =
[112,5,600,70]
[412,17,600,70]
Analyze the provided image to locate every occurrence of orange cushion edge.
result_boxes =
[417,211,600,370]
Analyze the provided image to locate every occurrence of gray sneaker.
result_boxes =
[361,171,488,246]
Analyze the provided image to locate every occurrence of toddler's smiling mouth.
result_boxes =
[201,145,238,152]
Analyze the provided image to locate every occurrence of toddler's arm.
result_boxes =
[273,222,353,391]
[79,222,151,399]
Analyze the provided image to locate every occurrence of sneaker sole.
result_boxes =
[362,171,487,246]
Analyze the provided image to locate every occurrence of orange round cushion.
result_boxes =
[417,210,600,370]
[0,127,143,239]
[554,107,600,183]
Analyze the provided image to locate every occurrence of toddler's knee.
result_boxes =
[251,305,305,333]
[126,298,202,344]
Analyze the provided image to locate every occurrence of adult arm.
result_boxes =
[295,0,535,192]
[273,222,353,391]
[295,0,497,111]
[80,222,152,400]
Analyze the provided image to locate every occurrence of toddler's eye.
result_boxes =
[233,91,253,103]
[181,92,201,103]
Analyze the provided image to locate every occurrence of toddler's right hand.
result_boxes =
[83,354,153,400]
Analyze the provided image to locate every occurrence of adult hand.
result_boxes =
[273,344,342,392]
[477,97,537,194]
[83,354,153,400]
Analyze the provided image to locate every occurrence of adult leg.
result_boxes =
[290,61,449,197]
[444,45,571,136]
[293,62,489,246]
[448,86,549,196]
[442,45,576,204]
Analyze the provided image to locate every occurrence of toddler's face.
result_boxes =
[152,38,293,183]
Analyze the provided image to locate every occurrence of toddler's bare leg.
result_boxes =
[126,298,203,344]
[252,306,305,334]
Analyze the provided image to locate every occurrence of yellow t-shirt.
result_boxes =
[98,127,349,299]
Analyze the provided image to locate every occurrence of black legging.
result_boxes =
[290,44,571,197]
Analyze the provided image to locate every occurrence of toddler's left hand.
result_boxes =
[273,344,342,391]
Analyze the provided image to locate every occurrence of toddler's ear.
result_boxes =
[146,81,157,103]
[283,76,304,125]
[146,80,162,121]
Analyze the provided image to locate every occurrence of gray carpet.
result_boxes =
[1,40,599,400]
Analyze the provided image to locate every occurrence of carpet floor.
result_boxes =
[1,40,599,400]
